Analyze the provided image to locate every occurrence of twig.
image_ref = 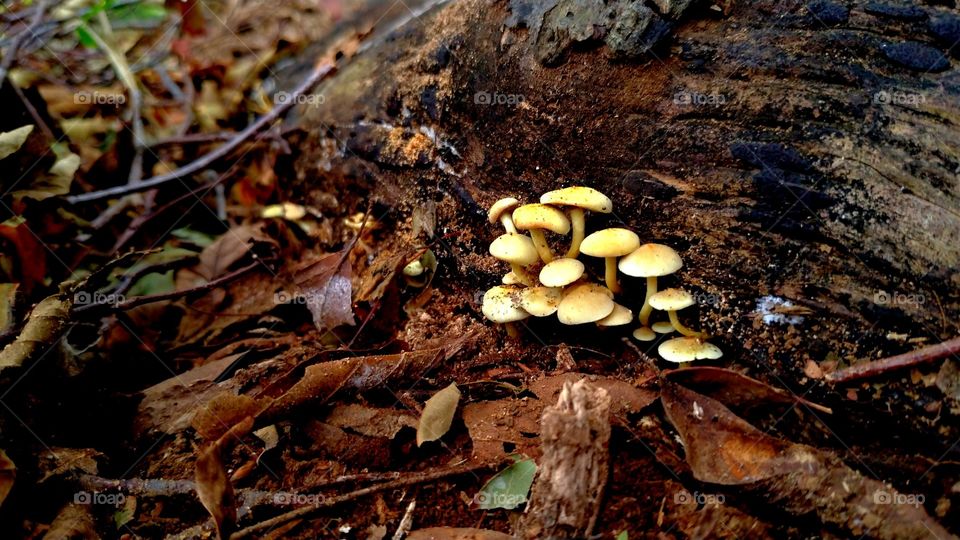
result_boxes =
[0,1,49,90]
[229,461,497,540]
[66,61,336,204]
[825,336,960,383]
[74,261,259,315]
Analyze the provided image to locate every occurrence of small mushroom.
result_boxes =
[539,257,585,287]
[651,321,675,334]
[649,288,704,337]
[579,228,640,294]
[596,303,633,327]
[540,187,613,257]
[502,272,523,285]
[512,204,571,263]
[489,233,538,286]
[519,286,564,317]
[488,197,520,233]
[618,243,683,326]
[632,327,656,341]
[557,283,615,325]
[658,337,723,363]
[481,285,530,337]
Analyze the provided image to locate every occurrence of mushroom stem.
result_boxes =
[528,230,555,263]
[509,264,536,287]
[504,322,520,338]
[603,257,621,293]
[667,310,704,337]
[565,208,586,258]
[638,276,658,326]
[499,214,517,234]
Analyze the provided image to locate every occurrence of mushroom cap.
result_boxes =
[519,286,563,317]
[557,283,615,325]
[502,272,523,285]
[481,286,530,323]
[539,258,585,287]
[490,233,539,266]
[488,197,520,224]
[632,327,656,341]
[658,337,723,363]
[618,243,683,277]
[540,186,613,213]
[596,303,633,326]
[403,260,425,277]
[512,204,571,235]
[580,228,641,258]
[651,321,675,334]
[649,288,695,311]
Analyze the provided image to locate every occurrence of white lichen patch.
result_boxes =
[754,295,805,325]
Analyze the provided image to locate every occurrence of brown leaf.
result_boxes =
[0,450,14,509]
[663,366,831,415]
[417,383,461,446]
[192,393,267,441]
[195,416,254,539]
[464,374,657,462]
[291,250,354,332]
[0,294,70,371]
[325,404,417,439]
[407,528,514,540]
[660,383,953,539]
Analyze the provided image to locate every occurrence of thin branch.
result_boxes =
[66,61,337,204]
[74,261,259,315]
[0,1,49,90]
[229,461,498,540]
[825,336,960,383]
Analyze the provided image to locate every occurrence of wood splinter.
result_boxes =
[518,379,611,540]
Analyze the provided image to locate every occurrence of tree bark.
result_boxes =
[288,0,959,376]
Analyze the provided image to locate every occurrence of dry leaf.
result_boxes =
[0,450,14,509]
[407,528,513,540]
[417,383,461,446]
[0,294,70,371]
[0,125,33,160]
[325,404,417,439]
[660,382,951,539]
[663,366,831,415]
[291,250,355,332]
[195,416,254,539]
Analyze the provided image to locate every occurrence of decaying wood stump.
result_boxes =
[286,0,959,412]
[517,379,611,539]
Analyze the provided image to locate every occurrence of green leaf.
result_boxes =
[126,270,174,297]
[474,457,537,510]
[416,382,460,446]
[76,25,97,48]
[109,2,168,28]
[616,532,629,540]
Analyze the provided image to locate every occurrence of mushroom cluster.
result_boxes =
[481,187,723,364]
